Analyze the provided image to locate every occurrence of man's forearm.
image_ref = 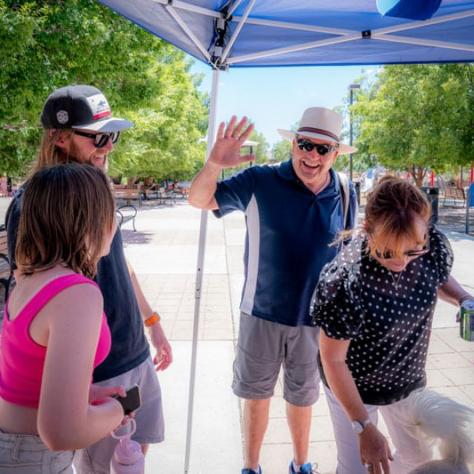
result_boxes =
[188,161,222,210]
[438,275,472,306]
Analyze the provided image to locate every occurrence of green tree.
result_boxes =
[272,140,292,163]
[352,64,474,185]
[247,129,269,164]
[0,0,208,179]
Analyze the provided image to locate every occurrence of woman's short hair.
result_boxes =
[365,177,431,258]
[16,163,115,278]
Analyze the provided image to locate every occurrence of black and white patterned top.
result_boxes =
[310,226,453,405]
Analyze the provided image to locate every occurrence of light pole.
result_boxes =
[349,83,360,182]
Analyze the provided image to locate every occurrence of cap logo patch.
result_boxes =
[86,93,112,121]
[56,110,69,124]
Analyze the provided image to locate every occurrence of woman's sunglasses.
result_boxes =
[374,242,430,260]
[74,130,120,148]
[296,138,338,156]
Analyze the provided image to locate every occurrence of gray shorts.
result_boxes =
[0,429,73,473]
[74,357,163,474]
[232,313,321,407]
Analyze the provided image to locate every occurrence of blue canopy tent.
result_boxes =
[98,1,474,471]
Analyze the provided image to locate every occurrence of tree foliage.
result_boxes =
[0,0,208,180]
[247,129,269,164]
[352,64,474,185]
[272,139,292,163]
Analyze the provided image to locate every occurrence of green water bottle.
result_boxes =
[460,300,474,341]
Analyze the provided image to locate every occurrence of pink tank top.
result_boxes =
[0,274,111,408]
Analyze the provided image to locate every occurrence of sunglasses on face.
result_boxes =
[74,130,120,148]
[296,138,338,156]
[374,242,430,260]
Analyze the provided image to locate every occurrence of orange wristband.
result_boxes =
[145,312,161,327]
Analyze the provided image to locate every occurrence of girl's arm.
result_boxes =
[37,284,124,451]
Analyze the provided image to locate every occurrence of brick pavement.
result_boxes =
[0,196,473,473]
[120,202,474,474]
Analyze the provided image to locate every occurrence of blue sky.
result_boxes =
[191,62,379,146]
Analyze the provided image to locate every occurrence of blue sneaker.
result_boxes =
[241,467,262,474]
[289,461,319,474]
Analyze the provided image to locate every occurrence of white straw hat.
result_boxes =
[278,107,357,154]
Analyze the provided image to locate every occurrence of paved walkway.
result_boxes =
[0,197,473,473]
[119,201,474,474]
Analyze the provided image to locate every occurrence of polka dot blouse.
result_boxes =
[310,226,453,405]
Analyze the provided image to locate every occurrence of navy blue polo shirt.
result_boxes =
[214,160,357,327]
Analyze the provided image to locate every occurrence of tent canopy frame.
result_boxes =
[148,1,474,69]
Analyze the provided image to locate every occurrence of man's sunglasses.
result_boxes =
[74,130,120,148]
[296,138,338,156]
[374,242,430,260]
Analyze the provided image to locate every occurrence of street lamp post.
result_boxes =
[349,83,360,182]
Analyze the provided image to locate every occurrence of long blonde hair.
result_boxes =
[30,129,76,176]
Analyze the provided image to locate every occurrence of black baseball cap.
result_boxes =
[40,85,133,132]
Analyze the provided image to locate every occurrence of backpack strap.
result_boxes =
[337,172,350,229]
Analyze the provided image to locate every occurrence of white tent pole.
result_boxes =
[221,0,257,63]
[373,8,474,35]
[231,15,356,35]
[152,0,220,18]
[167,5,212,61]
[227,0,245,17]
[374,34,474,53]
[184,67,221,474]
[227,33,359,65]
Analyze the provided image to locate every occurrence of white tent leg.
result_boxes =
[184,67,221,474]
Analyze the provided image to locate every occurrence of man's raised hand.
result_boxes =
[208,116,255,169]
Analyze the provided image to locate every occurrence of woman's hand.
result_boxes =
[359,424,393,474]
[89,384,125,405]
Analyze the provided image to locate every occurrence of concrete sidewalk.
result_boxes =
[0,196,473,473]
[122,202,474,474]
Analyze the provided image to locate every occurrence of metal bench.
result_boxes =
[114,184,143,207]
[116,205,137,232]
[442,186,466,207]
[0,226,12,301]
[143,186,177,205]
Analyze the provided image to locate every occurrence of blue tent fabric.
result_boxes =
[377,0,442,21]
[99,0,474,68]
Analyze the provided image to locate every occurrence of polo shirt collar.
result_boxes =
[276,159,297,181]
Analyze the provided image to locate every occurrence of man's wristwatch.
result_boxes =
[351,418,372,434]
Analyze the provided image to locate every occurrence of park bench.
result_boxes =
[143,185,177,205]
[116,204,137,232]
[442,186,466,207]
[0,226,12,300]
[113,184,143,207]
